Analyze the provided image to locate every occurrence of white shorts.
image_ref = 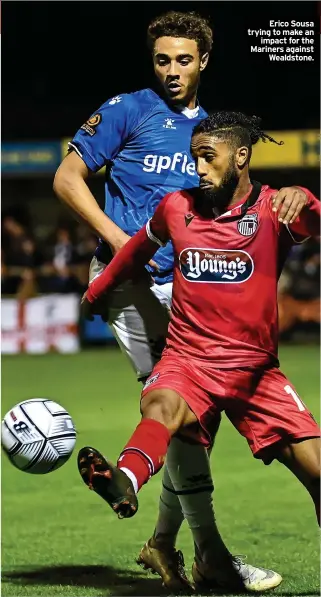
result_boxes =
[89,256,172,380]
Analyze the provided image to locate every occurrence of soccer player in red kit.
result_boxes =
[78,111,320,585]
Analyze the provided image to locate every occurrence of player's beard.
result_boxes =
[197,160,239,216]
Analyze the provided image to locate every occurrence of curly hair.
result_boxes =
[147,11,213,56]
[193,111,284,151]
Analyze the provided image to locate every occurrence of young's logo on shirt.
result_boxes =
[237,213,258,237]
[179,248,254,283]
[80,113,102,137]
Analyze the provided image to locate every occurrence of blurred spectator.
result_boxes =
[75,226,98,263]
[278,239,320,336]
[2,215,27,258]
[1,215,93,297]
[53,227,75,271]
[39,226,84,294]
[1,216,43,298]
[74,226,98,287]
[285,239,320,301]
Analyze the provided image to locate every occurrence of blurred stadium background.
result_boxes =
[1,2,320,597]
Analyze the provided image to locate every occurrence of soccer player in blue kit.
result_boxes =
[53,10,305,592]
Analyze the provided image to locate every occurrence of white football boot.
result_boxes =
[192,554,283,592]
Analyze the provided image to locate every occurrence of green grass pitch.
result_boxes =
[1,345,320,597]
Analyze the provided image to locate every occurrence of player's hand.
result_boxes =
[110,231,159,272]
[80,291,109,322]
[271,187,308,225]
[109,231,131,255]
[80,292,94,321]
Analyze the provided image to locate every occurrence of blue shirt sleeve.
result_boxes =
[69,94,141,172]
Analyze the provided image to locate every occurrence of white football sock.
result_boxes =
[163,436,232,567]
[119,466,139,494]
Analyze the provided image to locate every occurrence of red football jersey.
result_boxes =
[146,184,320,368]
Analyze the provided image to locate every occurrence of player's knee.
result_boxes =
[305,440,320,483]
[281,437,321,498]
[141,389,185,435]
[306,451,320,499]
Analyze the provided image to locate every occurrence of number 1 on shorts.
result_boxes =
[284,384,305,412]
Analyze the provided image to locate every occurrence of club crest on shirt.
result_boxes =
[179,249,254,283]
[237,213,258,237]
[81,113,102,136]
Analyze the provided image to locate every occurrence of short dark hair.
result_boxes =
[193,111,283,159]
[147,11,213,56]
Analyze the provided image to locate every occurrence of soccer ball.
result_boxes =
[1,399,77,474]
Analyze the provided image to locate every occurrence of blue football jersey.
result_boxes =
[70,88,207,284]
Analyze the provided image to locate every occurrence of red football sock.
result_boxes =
[117,418,171,492]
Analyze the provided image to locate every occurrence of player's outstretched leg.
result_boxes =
[77,388,197,520]
[276,437,320,525]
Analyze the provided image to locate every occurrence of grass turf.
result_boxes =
[1,345,320,597]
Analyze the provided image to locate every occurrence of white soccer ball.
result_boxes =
[1,399,77,474]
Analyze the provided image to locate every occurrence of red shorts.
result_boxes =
[141,356,320,462]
